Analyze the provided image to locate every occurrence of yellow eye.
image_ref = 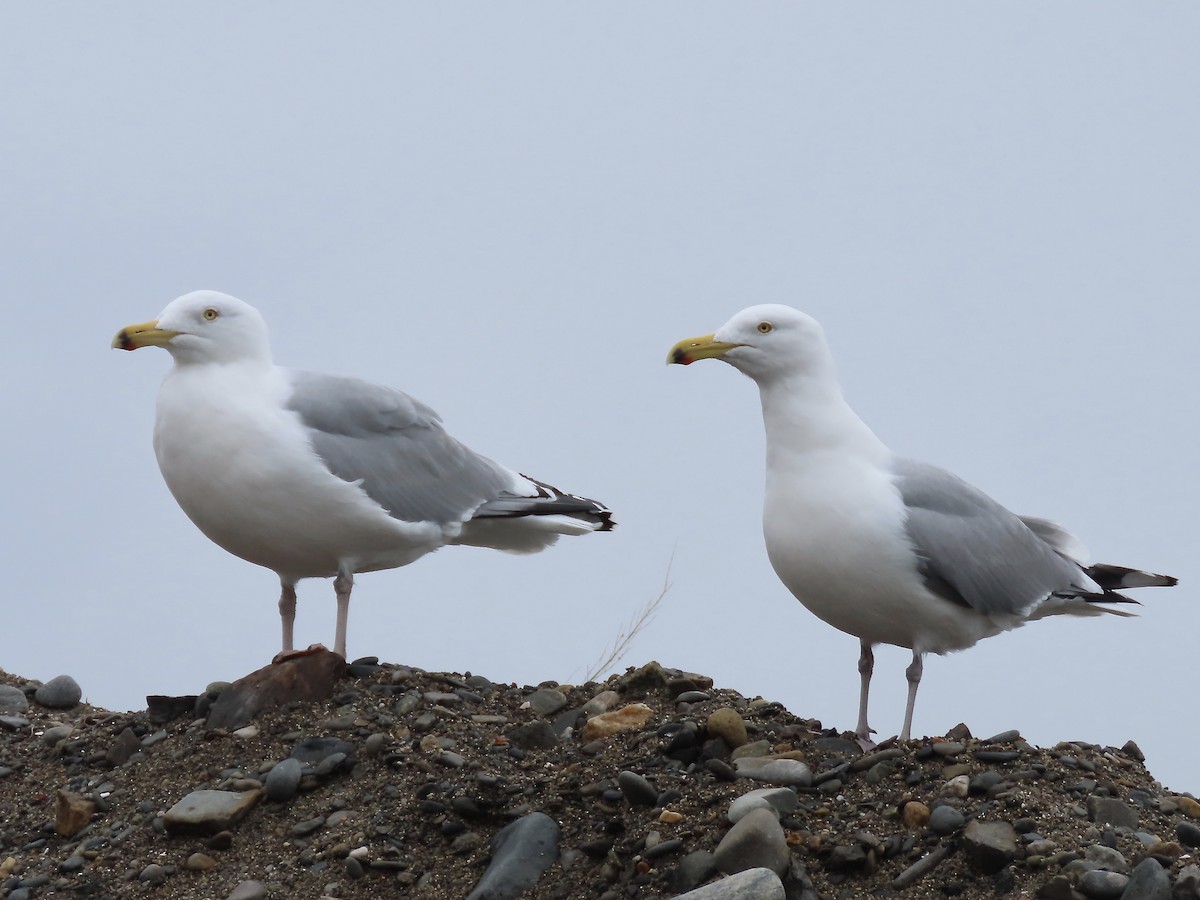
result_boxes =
[757,321,773,334]
[203,308,219,321]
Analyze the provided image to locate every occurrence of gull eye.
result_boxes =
[757,321,773,334]
[203,308,219,321]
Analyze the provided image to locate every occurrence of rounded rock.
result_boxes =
[33,676,81,710]
[713,807,790,876]
[265,758,303,802]
[929,805,965,835]
[0,686,29,713]
[617,771,659,807]
[706,708,748,748]
[1078,869,1129,899]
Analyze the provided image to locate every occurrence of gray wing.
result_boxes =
[892,458,1095,616]
[286,370,519,526]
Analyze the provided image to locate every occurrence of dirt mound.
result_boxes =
[1,658,1197,899]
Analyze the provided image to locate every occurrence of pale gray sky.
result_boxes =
[3,5,1196,791]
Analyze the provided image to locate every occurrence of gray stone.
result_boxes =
[962,819,1017,874]
[733,757,812,787]
[139,864,167,884]
[1085,844,1130,874]
[466,811,560,900]
[226,882,268,900]
[506,721,558,750]
[105,727,142,766]
[41,725,73,746]
[617,771,659,807]
[265,758,302,802]
[525,688,568,716]
[0,685,29,713]
[727,788,799,824]
[33,675,81,709]
[1177,822,1200,849]
[929,805,965,835]
[164,789,262,836]
[289,736,355,764]
[674,867,785,900]
[1121,858,1170,900]
[1079,869,1129,899]
[672,850,718,893]
[58,854,86,873]
[1088,796,1138,829]
[713,807,790,876]
[1174,864,1200,899]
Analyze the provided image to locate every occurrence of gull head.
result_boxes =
[667,304,832,384]
[112,290,272,366]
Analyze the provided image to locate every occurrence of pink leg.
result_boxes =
[279,581,297,653]
[900,651,924,741]
[333,571,353,659]
[856,641,876,747]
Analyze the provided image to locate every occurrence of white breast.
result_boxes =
[153,364,445,580]
[763,449,1007,653]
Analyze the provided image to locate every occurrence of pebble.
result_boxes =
[525,688,568,716]
[733,757,812,787]
[41,724,73,746]
[139,864,166,884]
[1087,796,1138,829]
[33,675,81,709]
[674,866,785,899]
[466,811,561,900]
[901,801,931,829]
[706,708,748,748]
[580,704,653,741]
[226,881,267,900]
[1176,796,1200,819]
[941,774,970,798]
[961,819,1018,874]
[0,686,29,713]
[1120,857,1171,900]
[290,737,355,764]
[163,789,263,835]
[928,805,965,835]
[506,721,558,750]
[185,853,217,871]
[1084,844,1130,873]
[727,787,799,823]
[1177,821,1200,848]
[1078,869,1129,899]
[617,770,659,807]
[713,807,790,876]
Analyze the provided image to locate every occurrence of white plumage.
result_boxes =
[669,304,1174,741]
[114,290,612,658]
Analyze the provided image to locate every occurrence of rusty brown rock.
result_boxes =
[55,789,95,836]
[902,801,931,829]
[207,647,345,730]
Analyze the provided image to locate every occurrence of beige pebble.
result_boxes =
[901,801,931,829]
[1175,796,1200,819]
[658,809,684,824]
[185,853,218,871]
[706,708,747,748]
[581,704,653,741]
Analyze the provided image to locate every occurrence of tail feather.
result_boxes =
[1086,563,1177,591]
[471,476,615,532]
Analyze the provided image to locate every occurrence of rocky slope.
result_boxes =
[0,655,1197,900]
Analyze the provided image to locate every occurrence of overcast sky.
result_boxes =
[2,4,1196,792]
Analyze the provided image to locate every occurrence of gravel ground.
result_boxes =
[1,658,1197,900]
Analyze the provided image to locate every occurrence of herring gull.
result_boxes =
[113,290,613,658]
[668,304,1175,741]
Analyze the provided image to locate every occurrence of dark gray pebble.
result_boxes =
[34,675,82,709]
[290,737,354,764]
[929,805,965,835]
[617,771,659,807]
[1120,857,1170,900]
[265,758,302,802]
[1177,821,1200,848]
[974,750,1020,763]
[466,811,561,900]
